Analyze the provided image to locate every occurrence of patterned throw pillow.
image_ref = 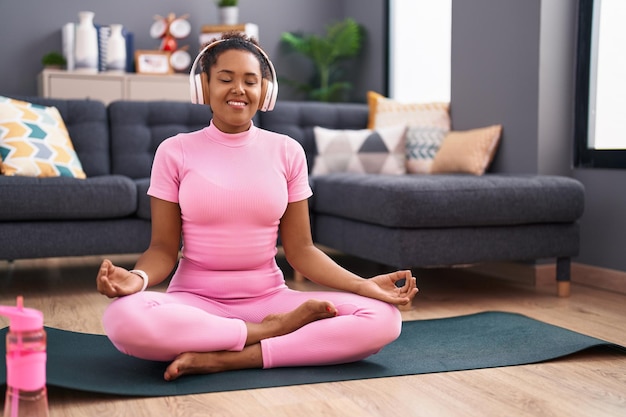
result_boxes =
[430,125,503,176]
[405,126,449,174]
[0,96,86,178]
[312,125,407,175]
[367,91,450,174]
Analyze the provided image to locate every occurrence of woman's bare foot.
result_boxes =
[163,299,337,381]
[245,299,337,345]
[164,345,263,381]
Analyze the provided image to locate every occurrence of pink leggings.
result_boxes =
[102,287,402,368]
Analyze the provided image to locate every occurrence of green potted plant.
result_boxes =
[41,51,67,69]
[280,18,363,102]
[216,0,238,25]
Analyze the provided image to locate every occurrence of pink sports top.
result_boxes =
[147,121,312,299]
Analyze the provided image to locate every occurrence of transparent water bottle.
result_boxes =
[0,296,49,417]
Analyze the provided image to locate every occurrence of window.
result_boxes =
[387,0,451,103]
[575,0,626,168]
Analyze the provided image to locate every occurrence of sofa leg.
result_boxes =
[293,270,306,282]
[3,259,15,281]
[556,257,571,297]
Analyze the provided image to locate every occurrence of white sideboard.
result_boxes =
[38,69,190,104]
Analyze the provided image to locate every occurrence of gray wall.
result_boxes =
[0,0,386,101]
[1,0,625,273]
[450,0,542,174]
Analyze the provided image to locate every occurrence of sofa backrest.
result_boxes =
[108,101,215,179]
[259,101,369,172]
[7,96,110,177]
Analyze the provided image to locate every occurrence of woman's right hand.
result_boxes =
[96,259,144,298]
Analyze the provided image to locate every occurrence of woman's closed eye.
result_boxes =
[218,78,258,86]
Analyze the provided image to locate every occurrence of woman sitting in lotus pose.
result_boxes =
[96,32,418,381]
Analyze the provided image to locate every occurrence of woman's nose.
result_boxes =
[231,81,244,94]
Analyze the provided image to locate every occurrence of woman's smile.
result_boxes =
[227,100,247,108]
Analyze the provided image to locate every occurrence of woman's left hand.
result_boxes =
[359,270,419,306]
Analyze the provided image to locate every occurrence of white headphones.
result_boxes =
[189,38,278,112]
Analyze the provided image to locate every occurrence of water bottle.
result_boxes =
[0,296,49,417]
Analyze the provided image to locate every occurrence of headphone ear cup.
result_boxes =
[200,72,211,106]
[258,79,277,112]
[191,74,203,104]
[258,78,269,111]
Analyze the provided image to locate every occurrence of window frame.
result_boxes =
[575,0,626,169]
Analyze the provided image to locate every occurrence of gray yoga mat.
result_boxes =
[0,311,623,397]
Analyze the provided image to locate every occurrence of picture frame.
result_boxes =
[135,50,172,75]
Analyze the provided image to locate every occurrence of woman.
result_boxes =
[96,33,418,381]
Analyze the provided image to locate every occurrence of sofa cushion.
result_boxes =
[312,125,407,175]
[431,125,503,175]
[0,96,86,178]
[311,173,585,228]
[6,96,110,177]
[405,125,448,174]
[0,175,137,220]
[135,178,151,220]
[108,101,214,179]
[366,91,450,130]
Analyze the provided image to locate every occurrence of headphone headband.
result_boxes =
[189,38,278,112]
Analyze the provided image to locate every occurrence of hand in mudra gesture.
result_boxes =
[361,270,418,306]
[96,259,144,298]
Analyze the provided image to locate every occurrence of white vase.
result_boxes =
[106,24,126,72]
[74,11,98,73]
[219,6,239,25]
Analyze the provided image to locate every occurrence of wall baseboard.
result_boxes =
[467,262,626,295]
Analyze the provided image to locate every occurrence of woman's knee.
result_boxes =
[102,293,163,353]
[369,302,403,345]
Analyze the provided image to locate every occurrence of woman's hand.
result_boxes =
[358,270,418,306]
[96,258,144,298]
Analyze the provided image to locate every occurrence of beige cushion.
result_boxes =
[367,91,450,174]
[312,125,407,175]
[431,125,503,175]
[0,96,86,178]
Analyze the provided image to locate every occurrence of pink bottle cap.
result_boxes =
[0,296,44,331]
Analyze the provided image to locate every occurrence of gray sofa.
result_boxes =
[0,97,584,295]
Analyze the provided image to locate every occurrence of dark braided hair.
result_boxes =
[199,32,271,80]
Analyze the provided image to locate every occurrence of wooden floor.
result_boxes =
[1,254,625,417]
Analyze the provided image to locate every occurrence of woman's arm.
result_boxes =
[133,196,183,285]
[279,200,418,305]
[97,197,182,297]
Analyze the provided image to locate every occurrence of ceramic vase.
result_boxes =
[106,24,126,72]
[219,6,239,25]
[74,11,98,72]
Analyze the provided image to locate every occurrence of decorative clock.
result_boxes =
[150,13,192,72]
